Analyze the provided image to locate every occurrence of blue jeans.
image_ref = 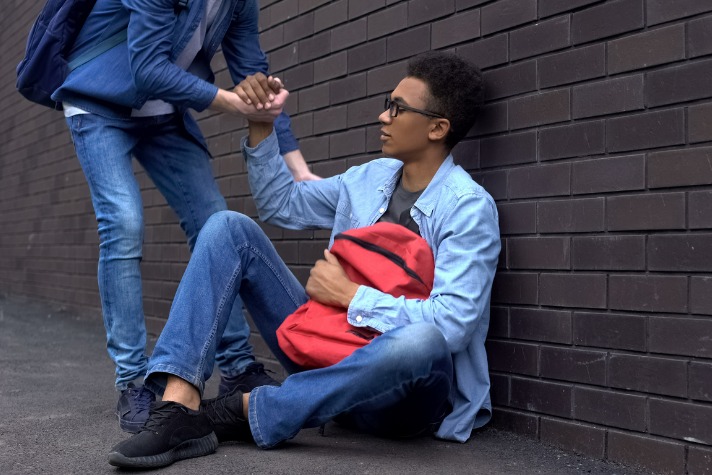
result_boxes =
[145,211,453,448]
[66,113,254,390]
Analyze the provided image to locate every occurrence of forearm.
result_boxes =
[248,121,274,148]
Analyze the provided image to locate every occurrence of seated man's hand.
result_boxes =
[234,73,283,110]
[210,86,288,122]
[306,250,359,309]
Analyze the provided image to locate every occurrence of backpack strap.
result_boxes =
[66,0,189,72]
[67,29,127,71]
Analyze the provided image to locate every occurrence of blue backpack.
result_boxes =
[16,0,187,110]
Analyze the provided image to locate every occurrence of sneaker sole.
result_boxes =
[107,432,219,469]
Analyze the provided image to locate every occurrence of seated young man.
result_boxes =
[108,51,500,469]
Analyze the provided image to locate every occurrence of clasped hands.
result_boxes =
[212,73,289,122]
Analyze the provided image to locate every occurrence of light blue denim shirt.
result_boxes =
[243,130,501,442]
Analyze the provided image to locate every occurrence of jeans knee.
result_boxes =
[201,211,260,246]
[379,323,450,373]
[98,210,144,256]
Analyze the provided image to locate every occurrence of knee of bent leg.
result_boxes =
[201,210,259,245]
[380,323,450,369]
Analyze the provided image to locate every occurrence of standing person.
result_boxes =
[51,0,318,433]
[107,51,501,469]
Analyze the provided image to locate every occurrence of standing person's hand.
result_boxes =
[234,73,283,110]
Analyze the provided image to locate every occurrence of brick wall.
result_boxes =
[2,1,712,473]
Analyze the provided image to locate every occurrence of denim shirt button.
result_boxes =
[355,315,363,323]
[378,207,385,213]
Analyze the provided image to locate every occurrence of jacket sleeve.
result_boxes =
[222,0,298,154]
[243,130,340,229]
[346,192,501,354]
[122,0,218,111]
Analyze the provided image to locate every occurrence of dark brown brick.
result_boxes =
[541,347,606,384]
[690,362,712,402]
[347,96,383,127]
[314,52,347,83]
[498,202,537,235]
[508,163,570,199]
[574,387,646,431]
[490,408,539,437]
[488,306,509,338]
[689,15,712,58]
[688,446,712,475]
[507,237,570,270]
[284,13,314,43]
[647,0,712,26]
[298,31,331,62]
[691,276,712,315]
[330,73,367,104]
[481,0,536,36]
[510,16,570,61]
[606,192,686,231]
[470,101,508,137]
[649,146,712,189]
[284,62,314,90]
[539,121,605,161]
[314,0,347,32]
[572,236,645,271]
[649,316,712,358]
[648,59,712,107]
[486,340,538,376]
[490,373,510,406]
[431,9,481,49]
[572,154,645,195]
[573,311,647,351]
[509,307,572,343]
[347,39,386,73]
[540,418,605,458]
[538,198,605,234]
[509,89,570,130]
[298,83,329,112]
[610,275,687,313]
[608,431,686,475]
[540,273,607,309]
[480,131,537,168]
[366,3,407,40]
[650,234,712,272]
[331,18,367,52]
[456,0,489,8]
[259,24,284,52]
[609,353,687,397]
[485,61,539,101]
[457,34,509,69]
[539,0,601,18]
[689,102,712,144]
[329,129,365,158]
[538,44,605,88]
[451,139,480,170]
[510,377,572,418]
[608,24,685,74]
[472,169,507,200]
[348,0,384,19]
[572,75,645,119]
[650,398,712,445]
[407,0,454,26]
[366,60,408,95]
[491,272,538,305]
[572,0,644,44]
[607,109,685,153]
[269,0,299,25]
[313,105,347,134]
[386,24,430,61]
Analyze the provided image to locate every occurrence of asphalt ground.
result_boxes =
[0,295,650,474]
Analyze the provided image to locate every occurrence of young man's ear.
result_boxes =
[428,118,451,144]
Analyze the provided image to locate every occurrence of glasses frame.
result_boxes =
[384,97,445,120]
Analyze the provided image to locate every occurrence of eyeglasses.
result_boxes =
[384,97,445,119]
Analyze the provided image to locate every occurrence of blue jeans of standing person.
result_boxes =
[66,113,254,390]
[144,210,453,448]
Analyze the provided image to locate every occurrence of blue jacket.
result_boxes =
[243,130,501,442]
[52,0,297,153]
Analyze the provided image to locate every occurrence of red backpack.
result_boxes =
[276,222,435,369]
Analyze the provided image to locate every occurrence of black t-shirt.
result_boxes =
[378,175,424,235]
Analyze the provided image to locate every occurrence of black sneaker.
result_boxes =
[202,388,252,443]
[116,383,155,433]
[218,362,280,396]
[108,401,218,469]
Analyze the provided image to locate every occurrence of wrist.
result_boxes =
[247,121,274,147]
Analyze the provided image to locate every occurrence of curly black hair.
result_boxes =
[406,51,484,149]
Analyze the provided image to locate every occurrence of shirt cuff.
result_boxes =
[346,285,393,334]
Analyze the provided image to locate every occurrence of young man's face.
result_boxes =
[378,77,439,162]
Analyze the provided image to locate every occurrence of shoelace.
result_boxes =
[129,386,155,410]
[142,404,183,433]
[204,395,243,426]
